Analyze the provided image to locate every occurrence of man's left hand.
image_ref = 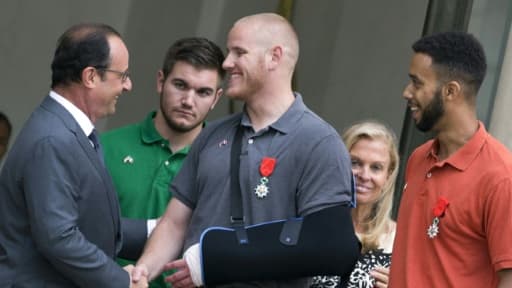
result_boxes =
[164,259,196,288]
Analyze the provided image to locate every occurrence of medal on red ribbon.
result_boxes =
[427,196,449,239]
[254,157,276,198]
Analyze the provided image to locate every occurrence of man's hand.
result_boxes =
[124,264,148,288]
[164,259,196,288]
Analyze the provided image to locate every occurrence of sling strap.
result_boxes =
[230,125,248,244]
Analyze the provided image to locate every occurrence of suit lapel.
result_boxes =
[78,133,122,236]
[41,96,121,235]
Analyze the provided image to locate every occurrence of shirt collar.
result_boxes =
[427,121,488,171]
[140,111,163,144]
[140,111,203,154]
[240,92,306,134]
[49,90,94,136]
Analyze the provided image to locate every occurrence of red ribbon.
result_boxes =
[432,196,450,217]
[259,157,276,177]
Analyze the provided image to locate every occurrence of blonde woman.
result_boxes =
[312,121,399,288]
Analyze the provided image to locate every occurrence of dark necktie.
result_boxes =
[88,129,105,166]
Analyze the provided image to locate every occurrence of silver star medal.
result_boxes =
[254,177,269,198]
[427,217,440,238]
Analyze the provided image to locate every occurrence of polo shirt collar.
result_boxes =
[240,92,306,134]
[140,111,203,154]
[140,111,162,144]
[427,121,488,171]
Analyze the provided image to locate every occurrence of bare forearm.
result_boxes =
[136,199,191,280]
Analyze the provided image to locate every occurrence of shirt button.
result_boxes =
[164,160,170,166]
[248,138,254,144]
[427,172,432,178]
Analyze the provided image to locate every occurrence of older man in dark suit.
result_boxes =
[0,23,147,288]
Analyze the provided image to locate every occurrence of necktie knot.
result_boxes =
[88,129,100,150]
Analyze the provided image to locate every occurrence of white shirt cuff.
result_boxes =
[146,219,157,237]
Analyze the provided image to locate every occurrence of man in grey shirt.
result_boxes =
[132,13,356,287]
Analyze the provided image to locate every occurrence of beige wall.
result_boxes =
[490,22,512,149]
[0,0,134,132]
[1,0,427,147]
[294,0,428,135]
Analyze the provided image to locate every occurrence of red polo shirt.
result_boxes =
[390,123,512,287]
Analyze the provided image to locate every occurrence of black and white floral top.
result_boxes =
[310,225,396,288]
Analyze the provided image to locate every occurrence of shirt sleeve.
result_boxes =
[296,133,354,216]
[171,129,203,209]
[485,177,512,271]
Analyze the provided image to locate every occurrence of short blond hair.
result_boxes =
[235,13,299,72]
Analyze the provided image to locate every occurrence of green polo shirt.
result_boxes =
[101,111,192,288]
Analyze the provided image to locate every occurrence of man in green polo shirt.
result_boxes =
[101,37,225,288]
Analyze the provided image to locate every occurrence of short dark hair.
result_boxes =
[161,37,225,84]
[0,111,12,137]
[51,23,121,88]
[412,31,487,97]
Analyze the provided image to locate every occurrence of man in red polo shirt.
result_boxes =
[390,32,512,287]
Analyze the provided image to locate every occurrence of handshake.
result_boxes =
[123,243,202,288]
[123,264,148,288]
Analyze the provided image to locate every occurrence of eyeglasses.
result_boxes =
[97,68,130,82]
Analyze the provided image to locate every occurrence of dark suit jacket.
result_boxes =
[0,96,146,287]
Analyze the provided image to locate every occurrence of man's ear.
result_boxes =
[443,81,462,101]
[267,45,283,70]
[82,67,97,88]
[211,88,223,110]
[156,70,165,94]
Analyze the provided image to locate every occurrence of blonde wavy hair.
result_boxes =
[342,120,399,253]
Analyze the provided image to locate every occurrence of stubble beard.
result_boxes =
[160,94,203,134]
